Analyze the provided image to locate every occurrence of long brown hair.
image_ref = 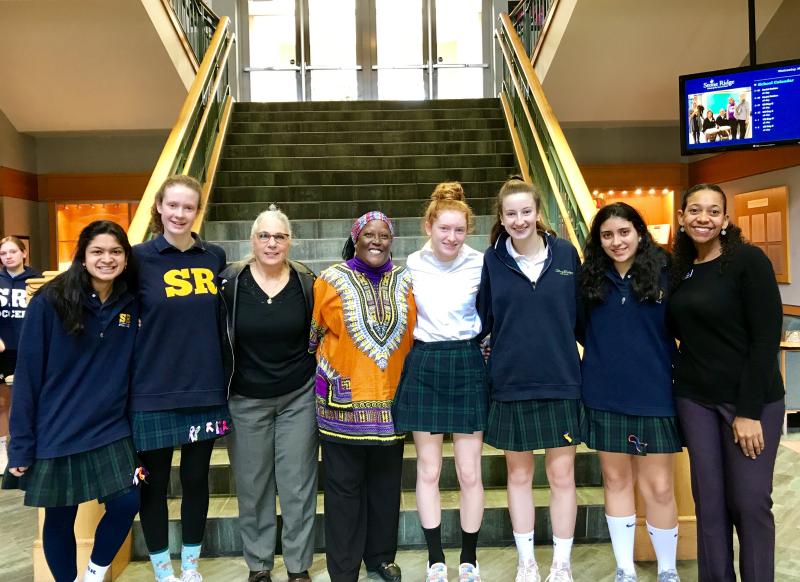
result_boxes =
[489,177,554,245]
[149,175,203,234]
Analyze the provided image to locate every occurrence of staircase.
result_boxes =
[202,98,514,269]
[131,444,605,557]
[130,98,610,558]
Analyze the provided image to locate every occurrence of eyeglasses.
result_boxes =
[255,232,290,244]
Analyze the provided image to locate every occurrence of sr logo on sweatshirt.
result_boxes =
[163,268,218,297]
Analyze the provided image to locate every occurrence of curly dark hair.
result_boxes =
[670,183,745,291]
[580,202,667,304]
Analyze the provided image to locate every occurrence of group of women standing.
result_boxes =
[1,173,785,582]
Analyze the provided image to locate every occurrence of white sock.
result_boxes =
[647,522,678,573]
[83,560,110,582]
[552,535,574,565]
[606,514,636,575]
[513,530,535,562]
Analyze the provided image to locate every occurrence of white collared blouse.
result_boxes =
[405,241,484,342]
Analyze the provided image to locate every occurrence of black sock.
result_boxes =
[422,525,445,565]
[460,528,479,566]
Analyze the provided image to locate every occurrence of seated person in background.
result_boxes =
[702,110,719,142]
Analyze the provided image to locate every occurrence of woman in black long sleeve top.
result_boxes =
[668,183,784,582]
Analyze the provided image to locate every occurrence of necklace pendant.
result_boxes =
[267,297,273,305]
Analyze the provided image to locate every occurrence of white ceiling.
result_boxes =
[0,0,194,133]
[535,0,800,125]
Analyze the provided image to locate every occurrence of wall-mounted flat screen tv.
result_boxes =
[679,59,800,155]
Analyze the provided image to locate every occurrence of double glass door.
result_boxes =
[247,0,488,101]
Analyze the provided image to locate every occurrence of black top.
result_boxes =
[668,245,784,419]
[231,266,316,398]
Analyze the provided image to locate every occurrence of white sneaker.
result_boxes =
[426,561,448,582]
[459,561,481,582]
[180,571,202,582]
[515,559,541,582]
[615,568,638,582]
[657,570,680,582]
[544,562,573,582]
[158,577,181,582]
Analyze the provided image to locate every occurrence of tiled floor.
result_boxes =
[3,433,800,581]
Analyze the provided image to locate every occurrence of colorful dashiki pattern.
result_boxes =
[309,263,415,444]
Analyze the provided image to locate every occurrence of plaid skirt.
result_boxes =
[392,339,489,434]
[131,404,232,452]
[2,437,138,507]
[485,398,584,452]
[584,407,683,455]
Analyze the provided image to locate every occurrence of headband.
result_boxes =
[350,211,394,243]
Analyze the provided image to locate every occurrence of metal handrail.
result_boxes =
[128,15,236,244]
[509,0,558,59]
[166,0,219,63]
[495,11,595,253]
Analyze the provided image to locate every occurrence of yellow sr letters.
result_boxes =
[163,268,218,297]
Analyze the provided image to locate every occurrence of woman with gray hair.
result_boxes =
[220,205,317,582]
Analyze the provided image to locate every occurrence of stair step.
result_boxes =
[229,118,506,134]
[207,182,504,203]
[206,198,497,221]
[130,487,608,558]
[218,153,515,172]
[167,443,602,497]
[232,107,503,122]
[213,235,492,263]
[234,98,499,112]
[213,168,514,188]
[224,128,510,145]
[203,215,495,241]
[222,140,513,158]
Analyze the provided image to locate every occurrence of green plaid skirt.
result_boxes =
[392,339,489,434]
[584,407,683,455]
[131,405,232,452]
[3,437,138,507]
[485,398,584,451]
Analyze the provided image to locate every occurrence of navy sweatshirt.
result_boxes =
[130,234,227,411]
[477,231,582,401]
[581,268,676,417]
[0,266,42,355]
[8,286,138,467]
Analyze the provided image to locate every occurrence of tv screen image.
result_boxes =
[679,60,800,155]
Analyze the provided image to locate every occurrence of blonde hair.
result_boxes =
[489,176,553,245]
[251,203,292,238]
[0,236,27,254]
[150,175,203,234]
[422,181,475,233]
[246,204,293,264]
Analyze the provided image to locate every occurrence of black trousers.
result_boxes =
[677,397,784,582]
[321,439,404,582]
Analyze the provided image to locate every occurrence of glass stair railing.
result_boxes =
[127,1,236,244]
[495,10,595,256]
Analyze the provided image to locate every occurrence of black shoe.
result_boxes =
[367,561,402,582]
[288,571,311,581]
[248,571,271,582]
